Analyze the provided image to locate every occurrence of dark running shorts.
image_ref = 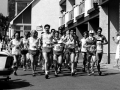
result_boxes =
[29,50,39,56]
[42,47,52,53]
[53,50,63,55]
[21,50,28,55]
[65,48,75,54]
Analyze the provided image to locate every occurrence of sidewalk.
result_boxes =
[101,63,120,71]
[78,59,120,71]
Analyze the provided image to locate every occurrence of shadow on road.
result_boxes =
[0,79,33,90]
[102,72,120,76]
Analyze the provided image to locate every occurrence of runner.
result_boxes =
[80,31,88,72]
[53,31,64,76]
[8,32,22,76]
[28,30,40,76]
[61,30,70,68]
[95,27,108,75]
[21,32,29,71]
[74,31,80,73]
[40,24,53,79]
[58,29,63,38]
[50,29,56,69]
[84,30,97,76]
[51,29,55,38]
[63,29,78,76]
[40,32,45,71]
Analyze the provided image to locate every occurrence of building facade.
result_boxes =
[9,0,59,38]
[59,0,120,64]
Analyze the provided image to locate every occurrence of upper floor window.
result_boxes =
[17,2,27,14]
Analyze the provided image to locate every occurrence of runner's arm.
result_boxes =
[103,36,108,45]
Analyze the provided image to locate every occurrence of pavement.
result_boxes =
[0,59,120,90]
[101,63,120,71]
[0,64,120,90]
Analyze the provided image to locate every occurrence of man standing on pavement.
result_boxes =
[95,27,108,75]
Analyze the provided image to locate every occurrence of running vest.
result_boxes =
[81,38,87,52]
[53,37,63,51]
[11,39,21,55]
[66,35,75,49]
[53,37,60,44]
[42,33,53,48]
[22,38,29,50]
[29,37,39,50]
[95,35,105,51]
[86,37,97,53]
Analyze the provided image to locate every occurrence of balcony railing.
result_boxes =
[59,14,65,26]
[69,9,74,21]
[59,0,99,27]
[79,2,85,15]
[73,1,85,22]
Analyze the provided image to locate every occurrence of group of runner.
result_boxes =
[0,24,108,79]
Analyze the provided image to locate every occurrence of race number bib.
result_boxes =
[68,44,75,49]
[45,41,52,48]
[89,45,96,53]
[54,44,63,51]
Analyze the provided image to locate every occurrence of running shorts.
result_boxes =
[21,49,28,55]
[29,50,39,56]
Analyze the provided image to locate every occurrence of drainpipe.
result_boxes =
[108,0,110,64]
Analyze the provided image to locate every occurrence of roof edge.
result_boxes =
[10,0,35,24]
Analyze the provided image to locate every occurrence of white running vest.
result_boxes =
[29,37,39,50]
[42,33,53,47]
[11,39,21,55]
[22,38,29,49]
[81,38,87,52]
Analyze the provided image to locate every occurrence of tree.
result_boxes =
[0,13,9,37]
[8,0,15,21]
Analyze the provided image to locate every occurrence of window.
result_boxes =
[17,2,27,14]
[24,26,31,30]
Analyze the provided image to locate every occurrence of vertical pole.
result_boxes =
[108,0,110,64]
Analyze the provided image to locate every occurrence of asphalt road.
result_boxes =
[0,65,120,90]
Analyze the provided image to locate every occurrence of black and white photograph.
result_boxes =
[0,0,120,90]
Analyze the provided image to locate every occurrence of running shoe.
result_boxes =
[98,71,102,76]
[14,71,17,76]
[45,74,49,79]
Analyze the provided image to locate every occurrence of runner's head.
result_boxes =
[55,31,59,38]
[44,24,50,33]
[58,29,62,34]
[97,27,102,35]
[66,30,69,35]
[14,32,20,40]
[51,29,55,33]
[83,31,88,38]
[70,29,74,35]
[89,30,94,37]
[31,30,38,38]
